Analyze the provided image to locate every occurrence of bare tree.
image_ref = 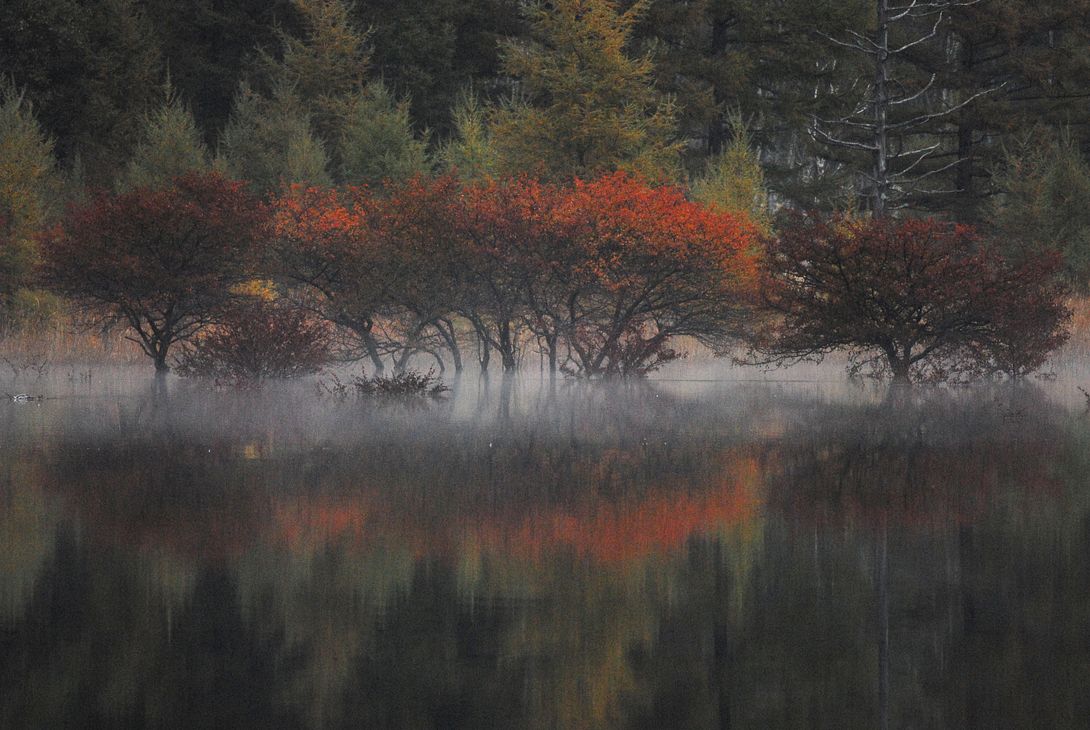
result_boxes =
[811,0,1001,216]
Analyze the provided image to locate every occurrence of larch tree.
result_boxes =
[491,0,682,181]
[270,0,372,158]
[219,82,332,194]
[121,85,214,190]
[690,113,770,231]
[438,91,500,182]
[0,81,60,325]
[338,82,431,187]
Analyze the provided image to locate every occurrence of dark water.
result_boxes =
[2,370,1089,728]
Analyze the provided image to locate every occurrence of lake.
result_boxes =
[2,368,1089,728]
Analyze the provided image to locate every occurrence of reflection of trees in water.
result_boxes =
[2,385,1089,727]
[744,387,1090,729]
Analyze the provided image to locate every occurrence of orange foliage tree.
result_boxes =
[555,173,760,375]
[270,173,760,376]
[269,184,390,372]
[40,173,265,372]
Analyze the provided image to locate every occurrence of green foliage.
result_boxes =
[219,83,332,193]
[439,91,499,181]
[491,0,682,181]
[991,128,1090,287]
[351,0,524,136]
[338,82,431,187]
[690,113,769,229]
[142,0,295,142]
[0,0,163,185]
[0,80,60,325]
[121,86,214,190]
[272,0,372,151]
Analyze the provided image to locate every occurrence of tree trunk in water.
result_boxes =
[498,320,517,372]
[361,331,385,374]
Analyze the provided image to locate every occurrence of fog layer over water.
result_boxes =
[2,367,1089,728]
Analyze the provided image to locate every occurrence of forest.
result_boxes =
[2,0,1089,383]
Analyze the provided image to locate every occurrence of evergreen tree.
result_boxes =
[339,82,431,187]
[143,0,297,142]
[438,91,499,182]
[0,81,60,323]
[121,85,214,190]
[990,128,1090,287]
[690,114,769,230]
[351,0,524,137]
[930,0,1090,220]
[219,83,332,193]
[0,0,163,185]
[491,0,682,181]
[270,0,372,153]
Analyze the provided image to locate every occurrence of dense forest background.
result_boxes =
[4,0,1089,210]
[3,0,1090,376]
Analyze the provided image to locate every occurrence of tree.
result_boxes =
[269,184,388,372]
[338,82,431,187]
[556,173,760,376]
[690,113,770,230]
[755,213,1071,382]
[935,0,1090,220]
[456,177,553,370]
[121,85,214,190]
[219,83,332,193]
[269,0,372,155]
[40,172,265,373]
[0,0,163,184]
[810,0,1001,216]
[0,81,60,324]
[491,0,681,180]
[142,0,296,142]
[176,300,333,382]
[350,0,524,136]
[989,128,1090,287]
[438,91,499,182]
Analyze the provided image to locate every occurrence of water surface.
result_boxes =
[2,370,1088,728]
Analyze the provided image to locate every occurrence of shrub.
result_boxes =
[176,302,332,382]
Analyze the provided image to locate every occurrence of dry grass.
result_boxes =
[0,317,145,374]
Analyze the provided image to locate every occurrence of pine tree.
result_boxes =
[990,128,1090,287]
[271,0,372,153]
[0,0,163,185]
[219,83,332,193]
[690,114,769,230]
[338,82,431,187]
[438,91,499,182]
[0,81,60,323]
[143,0,296,142]
[491,0,682,181]
[121,85,213,190]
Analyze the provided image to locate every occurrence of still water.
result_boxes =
[1,369,1089,728]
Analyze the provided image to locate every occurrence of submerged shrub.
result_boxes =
[177,301,332,382]
[319,369,450,399]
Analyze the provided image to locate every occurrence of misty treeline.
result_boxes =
[0,0,1085,380]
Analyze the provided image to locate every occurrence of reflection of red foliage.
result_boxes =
[272,456,760,565]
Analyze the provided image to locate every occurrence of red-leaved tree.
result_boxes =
[40,173,265,372]
[756,213,1071,383]
[556,173,760,376]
